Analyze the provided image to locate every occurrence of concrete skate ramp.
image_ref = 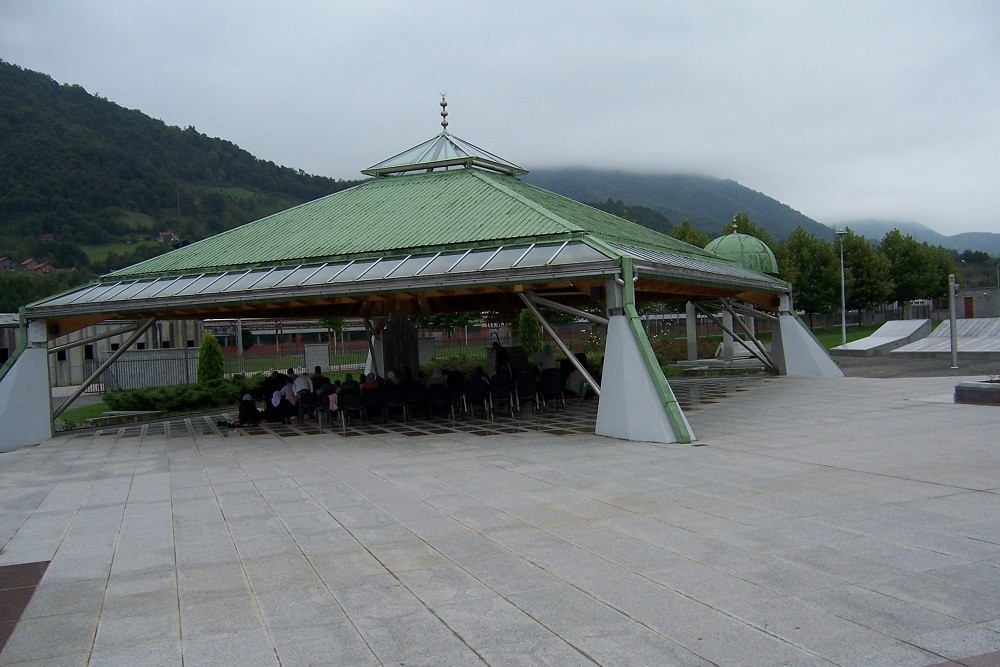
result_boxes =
[892,317,1000,357]
[831,319,931,357]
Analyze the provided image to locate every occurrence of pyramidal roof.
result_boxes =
[97,97,740,279]
[362,132,527,177]
[106,167,724,278]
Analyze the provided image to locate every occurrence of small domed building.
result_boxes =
[704,226,780,276]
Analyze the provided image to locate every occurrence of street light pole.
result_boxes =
[835,230,847,346]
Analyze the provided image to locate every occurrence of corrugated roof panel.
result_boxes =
[106,170,585,279]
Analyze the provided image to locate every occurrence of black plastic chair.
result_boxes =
[539,368,566,412]
[361,387,386,424]
[340,389,364,430]
[406,384,431,420]
[317,392,337,430]
[296,389,318,423]
[385,385,408,422]
[489,373,514,418]
[428,383,457,419]
[463,377,492,420]
[515,371,540,416]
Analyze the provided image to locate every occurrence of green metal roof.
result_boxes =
[108,168,726,280]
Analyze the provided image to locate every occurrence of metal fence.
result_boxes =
[85,349,199,393]
[223,349,368,376]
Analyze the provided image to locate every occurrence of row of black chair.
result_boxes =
[316,369,569,431]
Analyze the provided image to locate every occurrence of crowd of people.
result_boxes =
[234,345,600,427]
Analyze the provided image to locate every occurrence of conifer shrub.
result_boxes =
[196,332,225,384]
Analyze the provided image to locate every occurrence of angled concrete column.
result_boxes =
[596,266,694,444]
[0,320,53,451]
[771,294,844,377]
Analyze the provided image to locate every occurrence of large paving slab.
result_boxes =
[2,375,999,665]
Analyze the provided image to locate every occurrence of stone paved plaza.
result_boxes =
[1,375,999,666]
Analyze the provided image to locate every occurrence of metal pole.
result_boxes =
[949,273,958,369]
[836,230,847,346]
[47,322,140,354]
[717,299,779,371]
[693,303,778,373]
[525,293,610,326]
[52,318,157,419]
[517,293,600,397]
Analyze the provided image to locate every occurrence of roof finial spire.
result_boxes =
[439,94,449,134]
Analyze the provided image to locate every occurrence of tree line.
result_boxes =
[669,213,966,326]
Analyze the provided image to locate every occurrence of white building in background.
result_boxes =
[0,315,203,387]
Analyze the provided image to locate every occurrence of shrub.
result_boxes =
[103,374,264,414]
[517,309,542,360]
[196,332,225,384]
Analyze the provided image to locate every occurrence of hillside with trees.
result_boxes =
[526,168,833,242]
[0,59,363,309]
[845,220,1000,256]
[1,59,990,321]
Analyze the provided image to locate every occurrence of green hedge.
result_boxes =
[104,375,264,413]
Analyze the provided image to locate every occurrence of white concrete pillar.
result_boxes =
[0,320,53,451]
[722,310,734,363]
[685,302,698,361]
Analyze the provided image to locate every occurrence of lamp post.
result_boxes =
[835,229,847,346]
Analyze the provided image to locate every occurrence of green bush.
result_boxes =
[197,332,225,384]
[104,375,263,414]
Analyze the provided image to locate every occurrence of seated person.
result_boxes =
[311,365,328,390]
[292,370,314,395]
[238,394,260,426]
[341,373,360,393]
[264,390,292,424]
[361,372,381,392]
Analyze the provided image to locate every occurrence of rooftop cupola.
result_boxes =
[704,220,780,275]
[362,96,528,177]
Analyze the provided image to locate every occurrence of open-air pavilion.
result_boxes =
[1,104,841,451]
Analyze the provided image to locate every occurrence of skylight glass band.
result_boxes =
[354,258,382,281]
[271,265,302,289]
[149,276,182,298]
[546,241,569,265]
[511,244,535,268]
[326,260,355,283]
[297,264,327,286]
[195,272,228,295]
[478,246,504,271]
[414,252,440,276]
[246,268,276,290]
[383,256,410,279]
[446,249,471,273]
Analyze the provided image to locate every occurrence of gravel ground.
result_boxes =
[836,353,1000,378]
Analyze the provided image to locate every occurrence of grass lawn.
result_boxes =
[81,241,159,263]
[57,401,109,425]
[811,324,881,349]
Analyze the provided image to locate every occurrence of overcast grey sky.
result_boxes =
[2,1,998,235]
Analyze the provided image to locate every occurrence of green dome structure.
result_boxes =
[705,230,779,275]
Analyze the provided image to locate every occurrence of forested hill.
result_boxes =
[525,168,832,241]
[0,59,362,271]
